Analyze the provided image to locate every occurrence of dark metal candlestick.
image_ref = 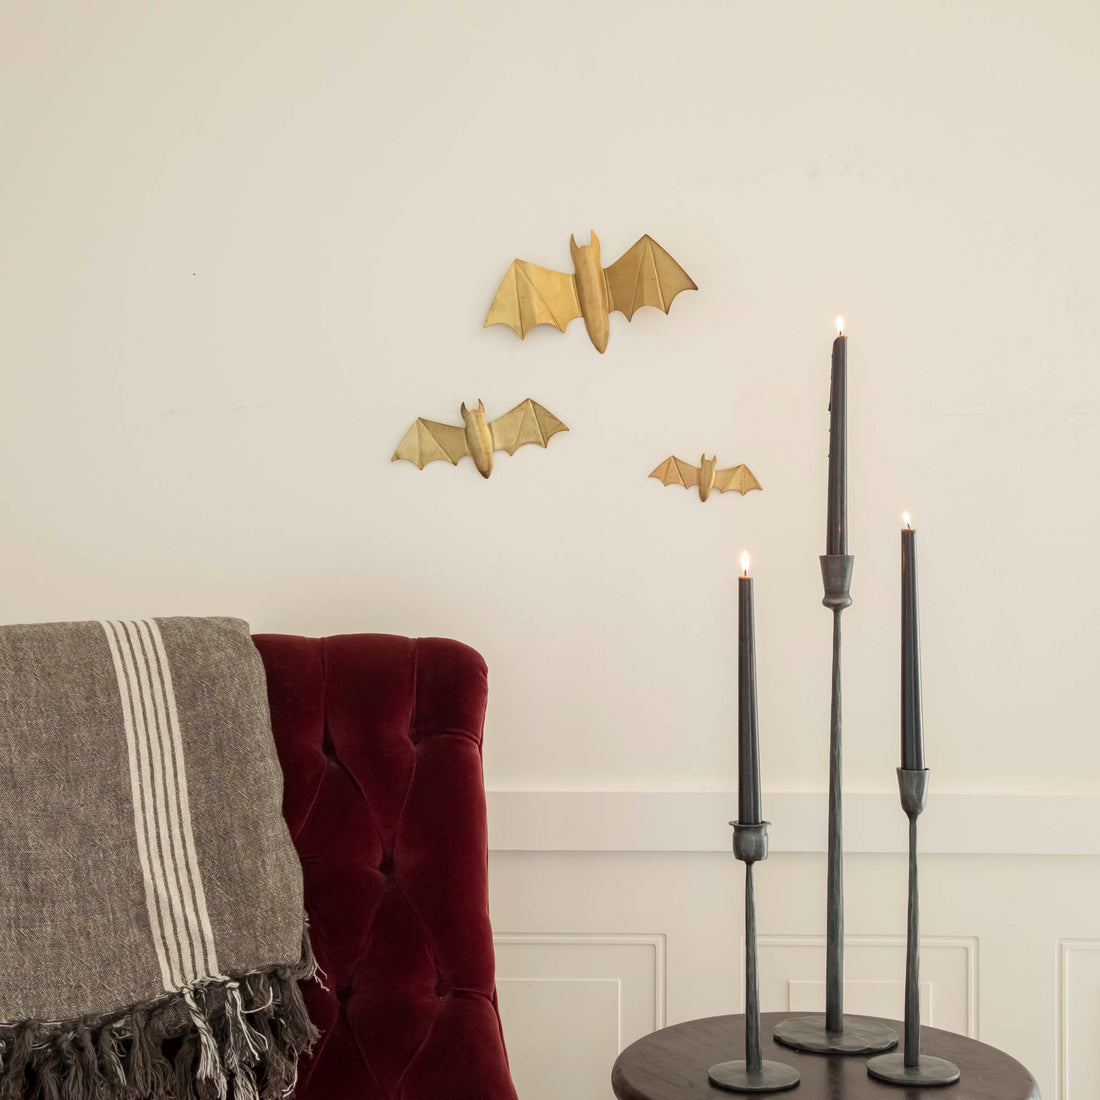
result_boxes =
[772,559,898,1057]
[709,822,800,1094]
[866,770,960,1088]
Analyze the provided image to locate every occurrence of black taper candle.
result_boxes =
[826,324,848,556]
[738,559,762,825]
[901,520,925,771]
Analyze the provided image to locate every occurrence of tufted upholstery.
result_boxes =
[252,632,518,1100]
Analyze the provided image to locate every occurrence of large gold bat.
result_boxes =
[484,231,697,353]
[392,399,568,479]
[650,454,761,502]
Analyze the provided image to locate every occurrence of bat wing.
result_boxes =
[489,399,569,455]
[649,456,700,489]
[392,418,468,468]
[604,235,697,321]
[484,260,582,338]
[712,464,762,495]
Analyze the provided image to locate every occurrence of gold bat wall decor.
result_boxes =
[484,231,697,353]
[392,398,568,479]
[650,454,762,502]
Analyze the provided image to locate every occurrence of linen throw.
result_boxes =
[0,617,319,1100]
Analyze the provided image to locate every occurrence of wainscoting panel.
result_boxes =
[496,978,620,1100]
[494,934,667,1100]
[786,978,932,1023]
[1057,938,1100,1100]
[488,801,1100,1099]
[758,934,976,1035]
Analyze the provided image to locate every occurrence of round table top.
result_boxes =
[611,1013,1040,1100]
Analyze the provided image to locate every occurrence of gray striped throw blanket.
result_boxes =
[0,617,319,1099]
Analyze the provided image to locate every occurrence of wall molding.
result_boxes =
[758,934,979,1038]
[487,790,1100,855]
[493,932,668,1038]
[1055,937,1100,1100]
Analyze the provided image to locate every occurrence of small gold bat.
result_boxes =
[392,399,568,479]
[650,455,761,501]
[484,231,697,353]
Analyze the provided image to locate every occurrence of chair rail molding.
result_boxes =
[486,790,1100,855]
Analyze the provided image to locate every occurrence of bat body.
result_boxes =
[570,233,611,353]
[460,401,495,477]
[392,399,568,479]
[484,231,697,353]
[650,454,761,501]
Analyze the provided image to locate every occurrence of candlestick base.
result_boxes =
[866,1051,961,1087]
[820,554,854,610]
[707,1059,801,1093]
[772,1014,898,1055]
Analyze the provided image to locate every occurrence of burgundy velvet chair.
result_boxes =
[252,632,518,1100]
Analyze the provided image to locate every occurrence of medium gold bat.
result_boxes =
[484,231,697,353]
[650,455,761,501]
[392,399,568,479]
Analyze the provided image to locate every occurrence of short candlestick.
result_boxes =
[708,822,800,1094]
[866,769,960,1088]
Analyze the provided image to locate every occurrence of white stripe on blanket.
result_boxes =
[144,618,220,978]
[100,620,220,990]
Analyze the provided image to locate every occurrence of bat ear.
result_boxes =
[569,234,579,259]
[478,399,485,413]
[590,230,599,249]
[460,402,468,417]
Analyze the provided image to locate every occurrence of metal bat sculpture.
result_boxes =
[484,232,697,353]
[392,399,568,479]
[650,454,762,502]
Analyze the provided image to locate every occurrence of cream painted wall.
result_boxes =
[4,0,1095,796]
[2,1,1097,795]
[3,4,1099,1094]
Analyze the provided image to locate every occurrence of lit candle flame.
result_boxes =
[740,551,750,576]
[836,316,844,336]
[903,512,912,529]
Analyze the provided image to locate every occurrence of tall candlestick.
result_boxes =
[901,515,925,771]
[773,322,898,1059]
[826,319,847,556]
[738,552,762,825]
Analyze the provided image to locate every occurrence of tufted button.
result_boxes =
[435,980,450,998]
[378,854,394,876]
[321,736,336,757]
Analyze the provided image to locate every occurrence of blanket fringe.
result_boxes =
[0,930,319,1100]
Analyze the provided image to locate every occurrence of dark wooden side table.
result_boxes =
[612,1013,1040,1099]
